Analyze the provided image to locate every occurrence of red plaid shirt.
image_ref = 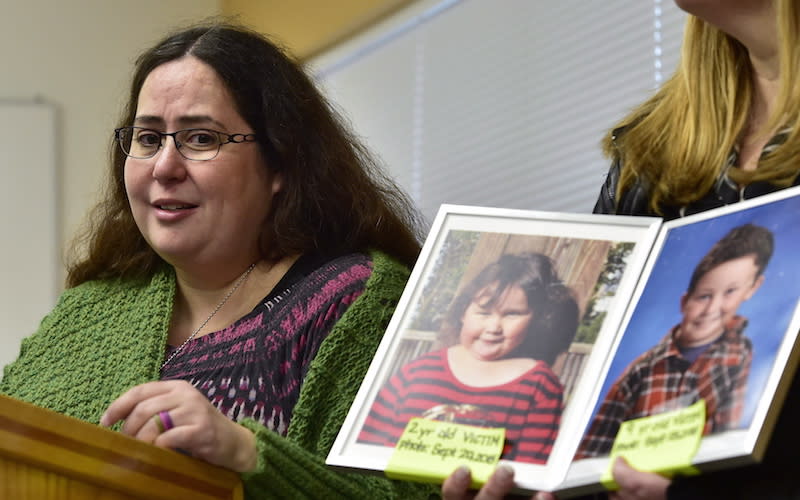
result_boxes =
[578,316,751,458]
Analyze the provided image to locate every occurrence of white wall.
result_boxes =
[0,1,219,361]
[0,0,220,265]
[0,103,57,371]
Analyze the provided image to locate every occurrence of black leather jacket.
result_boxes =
[594,145,800,220]
[592,158,654,216]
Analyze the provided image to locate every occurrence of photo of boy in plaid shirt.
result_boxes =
[578,223,774,457]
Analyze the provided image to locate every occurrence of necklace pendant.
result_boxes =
[160,262,258,370]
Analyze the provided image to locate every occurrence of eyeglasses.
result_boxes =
[114,126,257,161]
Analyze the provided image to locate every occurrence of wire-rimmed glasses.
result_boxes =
[114,126,257,161]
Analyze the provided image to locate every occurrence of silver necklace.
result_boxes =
[161,262,257,370]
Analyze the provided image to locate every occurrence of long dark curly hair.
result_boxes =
[67,20,424,287]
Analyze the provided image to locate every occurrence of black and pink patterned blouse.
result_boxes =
[160,253,372,435]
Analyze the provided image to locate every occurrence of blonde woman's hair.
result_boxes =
[604,0,800,213]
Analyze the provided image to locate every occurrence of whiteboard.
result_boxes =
[0,101,58,372]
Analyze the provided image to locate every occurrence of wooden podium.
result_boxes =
[0,394,243,499]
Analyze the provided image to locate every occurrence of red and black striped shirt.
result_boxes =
[358,348,563,464]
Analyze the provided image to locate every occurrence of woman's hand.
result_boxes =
[441,465,554,500]
[100,380,257,472]
[440,457,669,500]
[608,457,670,500]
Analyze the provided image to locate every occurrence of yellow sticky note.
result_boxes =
[385,418,505,487]
[601,400,705,490]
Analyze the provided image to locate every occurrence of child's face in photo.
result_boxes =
[678,255,764,347]
[459,284,534,361]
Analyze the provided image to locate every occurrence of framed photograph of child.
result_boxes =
[326,204,662,493]
[562,185,800,497]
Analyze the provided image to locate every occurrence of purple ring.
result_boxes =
[159,410,175,431]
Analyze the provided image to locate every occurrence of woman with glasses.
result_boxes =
[0,21,434,499]
[444,0,800,499]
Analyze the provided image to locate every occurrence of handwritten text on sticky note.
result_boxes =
[601,400,705,490]
[385,418,505,486]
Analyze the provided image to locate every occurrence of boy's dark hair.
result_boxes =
[687,223,774,293]
[441,252,579,365]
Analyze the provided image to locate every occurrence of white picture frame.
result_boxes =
[327,204,661,493]
[561,186,800,497]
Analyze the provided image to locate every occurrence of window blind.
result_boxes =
[311,0,687,225]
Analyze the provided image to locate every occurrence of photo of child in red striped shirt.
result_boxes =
[578,223,773,458]
[358,252,579,464]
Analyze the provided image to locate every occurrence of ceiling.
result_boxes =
[221,0,415,60]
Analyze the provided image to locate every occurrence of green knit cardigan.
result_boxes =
[1,250,437,499]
